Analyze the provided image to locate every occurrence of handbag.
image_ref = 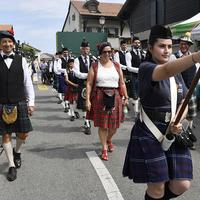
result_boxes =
[2,105,18,124]
[175,119,197,149]
[70,85,78,93]
[103,89,115,110]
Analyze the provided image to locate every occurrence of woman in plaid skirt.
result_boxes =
[64,58,79,121]
[122,25,200,200]
[86,42,129,161]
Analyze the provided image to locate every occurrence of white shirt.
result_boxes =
[1,51,35,106]
[49,61,54,73]
[96,61,119,88]
[125,51,139,73]
[74,55,90,79]
[114,50,127,70]
[53,58,61,75]
[57,58,67,74]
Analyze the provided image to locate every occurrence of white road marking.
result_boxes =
[86,151,124,200]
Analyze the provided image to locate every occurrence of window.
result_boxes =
[90,5,97,13]
[91,27,98,33]
[151,0,164,26]
[108,28,115,38]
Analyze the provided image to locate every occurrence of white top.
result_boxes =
[125,51,139,73]
[53,58,61,75]
[96,61,119,88]
[114,50,127,70]
[57,58,67,74]
[74,55,90,79]
[1,51,35,106]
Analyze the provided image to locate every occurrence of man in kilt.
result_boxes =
[57,47,70,113]
[125,37,146,120]
[53,51,62,99]
[74,38,93,135]
[0,30,34,181]
[169,32,197,150]
[114,41,131,110]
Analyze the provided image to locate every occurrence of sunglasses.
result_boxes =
[102,51,112,54]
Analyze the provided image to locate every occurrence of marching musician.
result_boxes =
[0,30,34,181]
[74,38,93,135]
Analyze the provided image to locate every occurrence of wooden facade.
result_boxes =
[118,0,200,35]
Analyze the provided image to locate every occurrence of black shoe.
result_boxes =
[74,111,80,119]
[13,148,21,169]
[7,167,17,181]
[70,116,75,121]
[64,107,69,113]
[57,99,62,104]
[127,106,131,111]
[84,127,91,135]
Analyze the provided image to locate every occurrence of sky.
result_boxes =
[0,0,126,55]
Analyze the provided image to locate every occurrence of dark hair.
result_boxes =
[145,38,158,62]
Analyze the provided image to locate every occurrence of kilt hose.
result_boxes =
[123,115,193,183]
[53,74,60,90]
[187,89,197,118]
[129,73,139,99]
[77,83,86,110]
[58,74,67,94]
[0,100,33,135]
[86,88,125,129]
[65,85,78,102]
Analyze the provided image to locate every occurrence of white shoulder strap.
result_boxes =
[140,77,177,142]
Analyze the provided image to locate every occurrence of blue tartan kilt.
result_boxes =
[129,73,138,99]
[58,74,67,93]
[123,114,193,183]
[0,100,33,135]
[53,74,60,90]
[77,83,86,110]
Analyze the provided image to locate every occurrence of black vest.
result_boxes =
[119,51,129,76]
[174,52,196,88]
[61,57,68,69]
[130,51,141,68]
[0,55,26,103]
[68,70,78,84]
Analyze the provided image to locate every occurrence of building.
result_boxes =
[118,0,200,52]
[62,0,131,50]
[0,24,13,31]
[40,53,54,64]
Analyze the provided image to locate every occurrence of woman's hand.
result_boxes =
[170,119,182,135]
[86,100,91,111]
[124,98,129,106]
[74,84,78,88]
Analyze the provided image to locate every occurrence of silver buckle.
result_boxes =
[165,112,171,123]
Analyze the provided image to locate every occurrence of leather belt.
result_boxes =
[143,108,171,123]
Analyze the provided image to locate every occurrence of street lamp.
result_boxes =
[99,16,105,33]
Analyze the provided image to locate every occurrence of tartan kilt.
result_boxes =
[53,74,60,90]
[129,73,139,99]
[77,83,86,110]
[58,74,67,93]
[86,88,125,129]
[123,119,193,183]
[65,85,78,102]
[187,89,197,118]
[0,100,33,135]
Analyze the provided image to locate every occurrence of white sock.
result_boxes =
[70,103,75,116]
[188,120,193,129]
[132,99,139,113]
[85,119,90,127]
[15,136,25,153]
[74,101,78,112]
[58,93,62,100]
[3,142,15,167]
[83,112,86,118]
[65,100,69,108]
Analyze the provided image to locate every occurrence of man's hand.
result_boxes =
[28,106,34,116]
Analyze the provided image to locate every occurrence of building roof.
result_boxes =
[71,0,123,17]
[23,43,41,52]
[0,24,13,31]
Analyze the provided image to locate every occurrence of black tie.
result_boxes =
[84,57,88,68]
[136,50,140,59]
[3,54,14,60]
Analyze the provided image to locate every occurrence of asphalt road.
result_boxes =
[1,75,200,200]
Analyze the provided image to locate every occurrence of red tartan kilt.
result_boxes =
[65,85,78,102]
[86,88,125,129]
